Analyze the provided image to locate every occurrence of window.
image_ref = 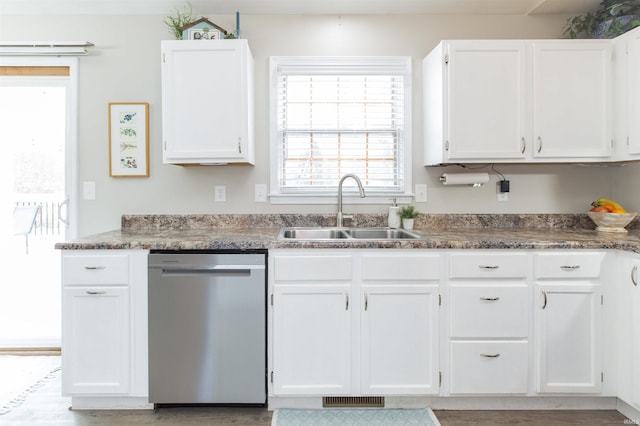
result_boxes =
[269,56,412,204]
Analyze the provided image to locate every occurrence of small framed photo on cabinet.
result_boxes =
[108,102,149,177]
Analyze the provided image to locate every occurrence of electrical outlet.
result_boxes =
[214,185,226,202]
[255,184,267,202]
[83,181,96,200]
[497,192,509,202]
[415,184,427,202]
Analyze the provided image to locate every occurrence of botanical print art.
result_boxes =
[109,102,149,177]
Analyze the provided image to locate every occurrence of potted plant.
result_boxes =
[564,0,640,39]
[164,3,196,40]
[399,205,420,230]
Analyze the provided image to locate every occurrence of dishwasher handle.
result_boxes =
[158,266,263,277]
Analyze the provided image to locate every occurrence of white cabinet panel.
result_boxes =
[536,284,602,394]
[449,252,528,279]
[360,285,439,395]
[534,252,604,279]
[450,285,528,338]
[450,341,528,394]
[62,254,129,285]
[361,253,440,281]
[62,286,130,394]
[161,40,254,165]
[274,255,352,282]
[272,285,351,395]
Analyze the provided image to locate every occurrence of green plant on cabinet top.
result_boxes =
[564,0,640,39]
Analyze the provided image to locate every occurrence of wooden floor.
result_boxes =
[434,409,631,425]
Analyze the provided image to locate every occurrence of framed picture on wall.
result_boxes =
[108,102,149,177]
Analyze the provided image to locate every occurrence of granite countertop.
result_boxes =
[54,213,640,254]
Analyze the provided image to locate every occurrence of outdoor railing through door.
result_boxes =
[14,200,64,236]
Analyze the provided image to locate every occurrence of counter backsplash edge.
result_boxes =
[121,213,611,231]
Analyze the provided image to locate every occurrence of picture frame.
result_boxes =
[108,102,149,177]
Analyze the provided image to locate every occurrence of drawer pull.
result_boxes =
[480,353,500,358]
[632,265,638,287]
[86,290,106,295]
[84,266,106,270]
[479,265,499,270]
[480,297,500,302]
[560,265,580,271]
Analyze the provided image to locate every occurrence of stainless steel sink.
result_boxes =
[280,228,350,240]
[277,227,422,241]
[344,228,421,239]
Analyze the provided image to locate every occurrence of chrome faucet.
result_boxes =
[337,174,366,227]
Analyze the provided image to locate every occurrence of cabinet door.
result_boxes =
[272,285,351,395]
[629,258,640,408]
[536,284,602,393]
[62,287,130,394]
[161,40,252,164]
[360,285,439,395]
[446,41,528,161]
[627,28,640,154]
[532,41,612,159]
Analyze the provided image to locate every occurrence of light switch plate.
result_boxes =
[415,184,427,202]
[255,184,267,202]
[214,185,226,202]
[83,181,96,200]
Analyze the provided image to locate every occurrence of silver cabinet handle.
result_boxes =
[521,137,526,154]
[86,290,106,295]
[364,294,368,311]
[542,291,548,309]
[480,297,500,302]
[537,136,542,153]
[84,266,106,270]
[632,265,638,287]
[479,265,499,270]
[560,265,580,271]
[345,294,349,311]
[480,353,500,358]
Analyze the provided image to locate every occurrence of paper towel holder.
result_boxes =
[440,172,490,187]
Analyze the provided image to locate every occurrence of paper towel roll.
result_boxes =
[440,173,490,186]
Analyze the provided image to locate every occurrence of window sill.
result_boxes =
[268,194,414,205]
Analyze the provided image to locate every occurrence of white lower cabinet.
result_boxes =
[61,250,149,406]
[447,252,530,395]
[62,286,130,394]
[272,284,351,395]
[270,250,441,396]
[534,252,605,394]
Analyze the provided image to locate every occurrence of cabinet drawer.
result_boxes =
[449,341,528,394]
[62,254,129,285]
[361,254,440,281]
[534,252,605,279]
[450,286,528,338]
[274,255,352,282]
[449,253,528,279]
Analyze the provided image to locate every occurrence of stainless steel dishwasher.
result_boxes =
[148,251,266,406]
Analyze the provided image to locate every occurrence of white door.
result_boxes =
[360,285,440,395]
[272,284,351,395]
[0,59,78,348]
[446,40,528,160]
[532,41,612,159]
[62,286,130,394]
[536,284,602,393]
[627,28,640,155]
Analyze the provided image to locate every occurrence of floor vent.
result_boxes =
[322,396,385,408]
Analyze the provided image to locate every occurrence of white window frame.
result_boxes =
[269,56,413,205]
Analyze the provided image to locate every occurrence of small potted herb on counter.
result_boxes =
[400,205,420,230]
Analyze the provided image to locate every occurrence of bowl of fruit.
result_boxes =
[588,198,637,233]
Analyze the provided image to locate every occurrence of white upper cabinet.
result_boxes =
[424,41,528,164]
[161,40,254,165]
[532,41,612,159]
[615,26,640,158]
[424,39,613,165]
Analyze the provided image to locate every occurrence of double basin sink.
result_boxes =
[278,227,422,241]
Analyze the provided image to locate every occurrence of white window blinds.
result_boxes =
[272,56,411,197]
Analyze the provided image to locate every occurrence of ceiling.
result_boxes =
[0,0,601,16]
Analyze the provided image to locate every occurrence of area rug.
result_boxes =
[272,408,441,426]
[0,355,61,415]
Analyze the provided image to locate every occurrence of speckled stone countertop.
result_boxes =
[54,213,640,253]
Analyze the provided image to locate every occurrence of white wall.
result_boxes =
[0,13,620,236]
